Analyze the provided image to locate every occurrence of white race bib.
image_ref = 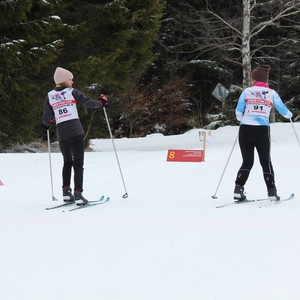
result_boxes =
[48,88,79,124]
[244,88,273,118]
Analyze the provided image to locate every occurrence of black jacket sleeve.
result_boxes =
[42,95,54,127]
[72,89,102,108]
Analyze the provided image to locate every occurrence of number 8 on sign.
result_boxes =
[168,151,175,159]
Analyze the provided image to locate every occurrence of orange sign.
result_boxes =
[167,149,204,162]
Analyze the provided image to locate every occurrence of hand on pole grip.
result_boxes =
[291,113,299,122]
[42,122,51,131]
[98,93,108,108]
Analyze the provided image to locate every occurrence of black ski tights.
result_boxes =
[235,125,275,189]
[59,134,84,192]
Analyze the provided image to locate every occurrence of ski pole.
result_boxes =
[290,118,300,147]
[211,134,238,199]
[103,107,128,198]
[47,129,58,201]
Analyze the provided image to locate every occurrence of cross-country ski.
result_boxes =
[68,197,110,212]
[216,193,294,208]
[45,195,106,210]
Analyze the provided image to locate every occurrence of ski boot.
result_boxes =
[234,185,246,202]
[268,187,280,201]
[74,191,89,206]
[63,187,75,204]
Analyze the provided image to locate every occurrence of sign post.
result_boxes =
[212,83,229,110]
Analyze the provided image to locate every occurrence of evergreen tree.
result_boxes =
[59,0,165,92]
[0,0,63,148]
[56,0,166,140]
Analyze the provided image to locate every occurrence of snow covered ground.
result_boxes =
[1,122,300,300]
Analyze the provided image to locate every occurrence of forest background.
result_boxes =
[1,0,300,150]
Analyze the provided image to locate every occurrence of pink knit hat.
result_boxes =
[53,67,73,84]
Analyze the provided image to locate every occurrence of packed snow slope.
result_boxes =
[0,122,300,300]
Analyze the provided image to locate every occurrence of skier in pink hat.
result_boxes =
[42,67,108,205]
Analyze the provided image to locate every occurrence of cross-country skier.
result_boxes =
[42,67,108,205]
[234,65,292,201]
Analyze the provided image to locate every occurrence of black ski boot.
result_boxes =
[234,185,246,201]
[74,191,89,206]
[268,187,280,201]
[63,187,75,203]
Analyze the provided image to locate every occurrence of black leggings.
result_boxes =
[59,134,84,192]
[235,125,275,189]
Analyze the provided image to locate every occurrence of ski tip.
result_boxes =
[105,197,110,202]
[98,196,109,203]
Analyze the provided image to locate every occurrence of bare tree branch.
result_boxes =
[160,0,300,87]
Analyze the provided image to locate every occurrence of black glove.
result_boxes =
[98,94,108,108]
[41,123,50,141]
[42,123,51,131]
[291,114,299,122]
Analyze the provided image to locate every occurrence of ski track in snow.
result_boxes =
[0,123,300,300]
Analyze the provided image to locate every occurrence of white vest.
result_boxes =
[48,88,79,124]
